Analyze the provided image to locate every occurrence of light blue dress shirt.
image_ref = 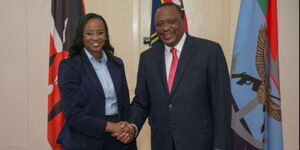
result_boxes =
[84,49,118,116]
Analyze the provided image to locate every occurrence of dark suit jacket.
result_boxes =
[129,35,232,150]
[57,50,136,150]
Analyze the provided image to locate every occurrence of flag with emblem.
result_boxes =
[230,0,283,149]
[48,0,85,149]
[150,0,188,46]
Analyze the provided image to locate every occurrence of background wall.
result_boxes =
[0,0,298,150]
[0,0,50,149]
[278,1,299,149]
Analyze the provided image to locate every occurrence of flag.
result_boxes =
[230,0,283,150]
[150,0,188,46]
[48,0,85,149]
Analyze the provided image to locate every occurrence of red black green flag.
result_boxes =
[48,0,85,149]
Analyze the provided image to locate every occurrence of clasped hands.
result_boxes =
[106,121,136,144]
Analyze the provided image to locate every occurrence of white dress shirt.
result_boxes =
[164,33,187,78]
[84,48,118,116]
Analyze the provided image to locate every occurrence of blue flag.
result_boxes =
[230,0,283,150]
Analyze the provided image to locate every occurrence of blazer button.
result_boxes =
[168,104,173,108]
[170,123,176,128]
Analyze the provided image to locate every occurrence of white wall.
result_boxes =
[279,0,299,149]
[0,0,298,150]
[0,0,50,149]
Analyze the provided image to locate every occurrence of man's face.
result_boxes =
[155,6,184,47]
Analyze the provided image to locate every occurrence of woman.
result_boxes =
[57,13,137,150]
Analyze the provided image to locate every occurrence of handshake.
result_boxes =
[106,121,136,144]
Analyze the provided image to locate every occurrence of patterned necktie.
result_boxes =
[168,48,178,93]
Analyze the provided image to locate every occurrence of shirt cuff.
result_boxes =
[130,123,138,137]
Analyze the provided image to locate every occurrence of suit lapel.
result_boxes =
[106,60,122,115]
[106,60,121,97]
[171,36,196,94]
[81,51,105,96]
[156,45,169,95]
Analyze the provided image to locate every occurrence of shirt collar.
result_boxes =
[164,33,187,53]
[84,48,107,63]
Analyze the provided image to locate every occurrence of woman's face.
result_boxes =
[83,18,107,59]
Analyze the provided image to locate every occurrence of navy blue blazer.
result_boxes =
[129,35,232,150]
[57,51,135,149]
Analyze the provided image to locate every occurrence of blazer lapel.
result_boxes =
[81,51,105,96]
[106,60,121,97]
[171,35,196,94]
[106,60,123,116]
[156,45,169,95]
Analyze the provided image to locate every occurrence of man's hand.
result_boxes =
[105,121,125,135]
[106,121,136,144]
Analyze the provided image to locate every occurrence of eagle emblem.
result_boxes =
[255,25,282,121]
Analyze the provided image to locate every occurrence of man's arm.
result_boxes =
[128,53,151,131]
[114,53,151,144]
[207,43,232,149]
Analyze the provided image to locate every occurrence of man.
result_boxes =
[118,2,232,150]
